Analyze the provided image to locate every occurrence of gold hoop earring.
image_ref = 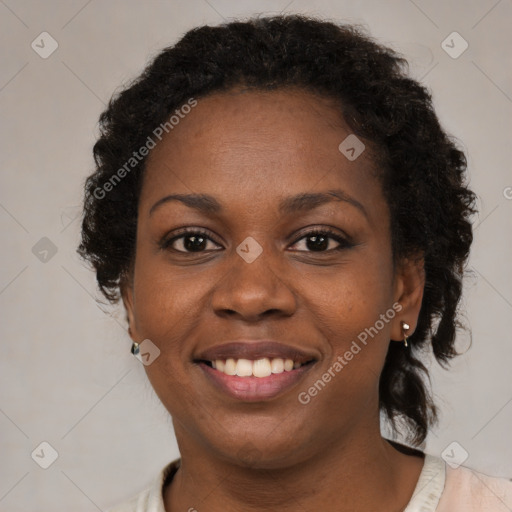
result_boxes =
[401,322,410,347]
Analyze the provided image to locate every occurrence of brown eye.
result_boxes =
[290,229,352,252]
[161,229,222,253]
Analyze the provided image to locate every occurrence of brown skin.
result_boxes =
[123,88,426,511]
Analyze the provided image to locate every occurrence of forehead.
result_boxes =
[140,88,383,220]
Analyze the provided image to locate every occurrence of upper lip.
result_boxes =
[195,341,318,364]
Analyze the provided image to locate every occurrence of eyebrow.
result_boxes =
[149,189,368,219]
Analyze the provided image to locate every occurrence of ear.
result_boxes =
[121,279,137,343]
[390,253,425,341]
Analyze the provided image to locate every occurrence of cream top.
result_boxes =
[108,454,512,511]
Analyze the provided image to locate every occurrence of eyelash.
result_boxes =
[159,227,353,254]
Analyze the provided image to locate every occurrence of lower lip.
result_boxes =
[197,362,315,402]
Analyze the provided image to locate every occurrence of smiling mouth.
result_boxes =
[197,357,316,378]
[196,357,317,402]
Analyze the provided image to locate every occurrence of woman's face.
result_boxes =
[123,88,424,467]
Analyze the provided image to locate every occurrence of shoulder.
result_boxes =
[436,459,512,511]
[106,459,180,512]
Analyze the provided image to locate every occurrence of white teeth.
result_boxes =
[224,358,237,375]
[270,358,284,374]
[209,357,304,377]
[253,358,272,377]
[235,358,253,377]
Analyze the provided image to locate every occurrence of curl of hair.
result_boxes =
[78,14,477,445]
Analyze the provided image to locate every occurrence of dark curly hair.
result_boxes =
[78,14,477,446]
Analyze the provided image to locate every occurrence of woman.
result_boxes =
[78,14,511,512]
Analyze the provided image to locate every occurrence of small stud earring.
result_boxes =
[401,322,410,347]
[131,341,140,355]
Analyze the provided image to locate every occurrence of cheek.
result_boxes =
[130,263,203,410]
[301,256,395,368]
[131,249,199,336]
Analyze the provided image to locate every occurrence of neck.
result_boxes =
[164,424,424,512]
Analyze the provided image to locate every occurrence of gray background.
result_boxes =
[1,0,511,510]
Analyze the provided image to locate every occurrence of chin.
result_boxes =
[210,433,313,470]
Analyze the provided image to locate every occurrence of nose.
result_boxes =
[211,247,297,322]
